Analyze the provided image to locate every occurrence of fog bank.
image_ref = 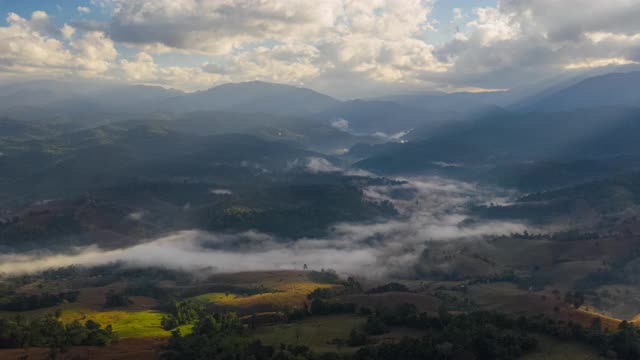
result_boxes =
[0,177,526,278]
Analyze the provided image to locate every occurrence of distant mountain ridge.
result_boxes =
[354,106,640,176]
[522,71,640,112]
[157,81,340,115]
[3,70,640,116]
[314,99,454,135]
[0,80,343,119]
[0,122,331,201]
[0,81,182,110]
[3,72,640,143]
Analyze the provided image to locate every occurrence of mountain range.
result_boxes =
[1,70,639,133]
[2,70,640,198]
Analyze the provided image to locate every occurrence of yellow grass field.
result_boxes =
[570,308,621,331]
[190,292,238,303]
[60,310,171,338]
[218,281,334,308]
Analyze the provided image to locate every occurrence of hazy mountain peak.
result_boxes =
[525,70,640,112]
[158,80,340,115]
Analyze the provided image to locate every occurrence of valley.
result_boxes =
[3,61,640,359]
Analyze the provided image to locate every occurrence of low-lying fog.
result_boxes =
[0,177,527,279]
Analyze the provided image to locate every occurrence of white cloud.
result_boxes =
[330,118,350,131]
[2,1,640,96]
[104,0,447,87]
[587,32,640,44]
[564,57,638,70]
[0,12,73,75]
[77,6,91,14]
[0,11,226,90]
[118,51,228,90]
[155,64,228,91]
[119,52,157,81]
[305,157,342,173]
[0,12,118,79]
[210,189,232,195]
[372,131,409,141]
[61,24,76,39]
[467,7,521,46]
[232,43,322,83]
[498,0,640,42]
[127,211,145,221]
[71,31,118,76]
[453,8,463,20]
[432,0,640,90]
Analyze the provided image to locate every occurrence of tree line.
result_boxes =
[0,311,113,357]
[0,291,79,312]
[163,299,640,360]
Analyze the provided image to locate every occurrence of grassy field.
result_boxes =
[60,310,172,338]
[0,292,172,339]
[249,315,365,353]
[1,272,337,341]
[520,335,601,360]
[0,268,621,359]
[221,281,334,309]
[0,338,166,360]
[571,308,621,331]
[191,292,238,303]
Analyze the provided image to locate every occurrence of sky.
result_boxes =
[0,0,639,98]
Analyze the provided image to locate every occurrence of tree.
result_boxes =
[104,290,131,308]
[363,315,388,335]
[348,329,367,346]
[564,291,585,309]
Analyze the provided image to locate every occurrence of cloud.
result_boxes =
[466,7,521,46]
[0,177,526,279]
[305,157,342,173]
[372,131,409,141]
[0,12,73,75]
[433,0,640,89]
[61,24,76,39]
[210,189,233,195]
[77,6,92,14]
[107,0,341,55]
[232,43,322,83]
[97,0,640,93]
[101,0,447,89]
[0,12,116,78]
[453,8,463,21]
[2,1,640,96]
[564,57,638,70]
[330,119,350,131]
[127,211,145,221]
[0,11,224,90]
[499,0,640,41]
[118,52,157,82]
[117,51,228,90]
[71,31,118,76]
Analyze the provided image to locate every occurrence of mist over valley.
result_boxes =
[3,2,640,358]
